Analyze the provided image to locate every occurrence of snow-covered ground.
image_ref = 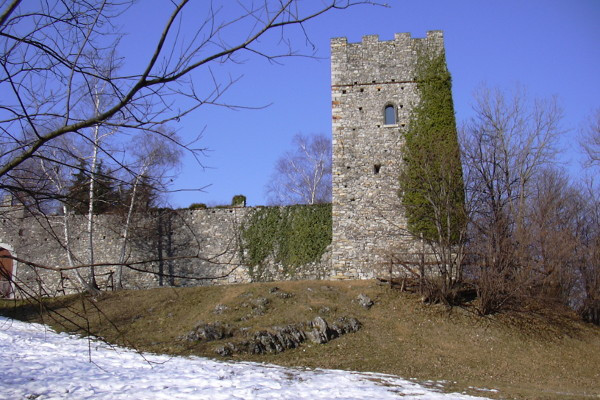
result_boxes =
[0,317,492,399]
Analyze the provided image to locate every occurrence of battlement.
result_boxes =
[331,31,444,87]
[331,30,443,47]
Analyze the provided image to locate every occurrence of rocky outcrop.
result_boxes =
[214,316,361,356]
[186,322,234,342]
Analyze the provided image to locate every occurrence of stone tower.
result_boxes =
[330,31,446,279]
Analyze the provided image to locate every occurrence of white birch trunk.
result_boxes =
[87,122,100,290]
[116,162,150,288]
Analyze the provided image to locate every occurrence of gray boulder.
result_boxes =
[306,316,330,344]
[187,322,233,342]
[357,293,374,309]
[331,317,362,337]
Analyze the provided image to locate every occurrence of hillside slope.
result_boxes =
[1,280,599,399]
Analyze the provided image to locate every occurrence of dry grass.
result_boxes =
[1,280,599,399]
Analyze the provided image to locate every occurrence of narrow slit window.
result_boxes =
[374,164,381,174]
[384,104,396,125]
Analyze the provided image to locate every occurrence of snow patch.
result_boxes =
[0,317,490,399]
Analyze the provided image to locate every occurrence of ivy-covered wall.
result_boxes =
[240,204,332,281]
[400,49,465,243]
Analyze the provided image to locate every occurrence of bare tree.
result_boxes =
[522,169,600,324]
[461,85,564,314]
[18,123,182,295]
[576,108,600,323]
[84,79,121,291]
[0,0,380,187]
[580,108,600,167]
[266,133,332,205]
[522,168,582,306]
[576,182,600,324]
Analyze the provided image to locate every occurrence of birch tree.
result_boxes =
[84,82,119,291]
[266,133,332,205]
[36,139,101,294]
[115,131,181,288]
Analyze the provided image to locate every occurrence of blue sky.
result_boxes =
[123,1,600,207]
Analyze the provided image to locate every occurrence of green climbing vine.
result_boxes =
[240,204,332,279]
[400,48,465,243]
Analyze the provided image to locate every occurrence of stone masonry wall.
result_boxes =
[331,31,445,279]
[0,204,331,296]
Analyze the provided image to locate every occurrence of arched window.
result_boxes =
[384,104,396,125]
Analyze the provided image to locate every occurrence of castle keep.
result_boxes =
[331,31,445,278]
[0,31,449,296]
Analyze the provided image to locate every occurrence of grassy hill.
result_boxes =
[1,280,599,399]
